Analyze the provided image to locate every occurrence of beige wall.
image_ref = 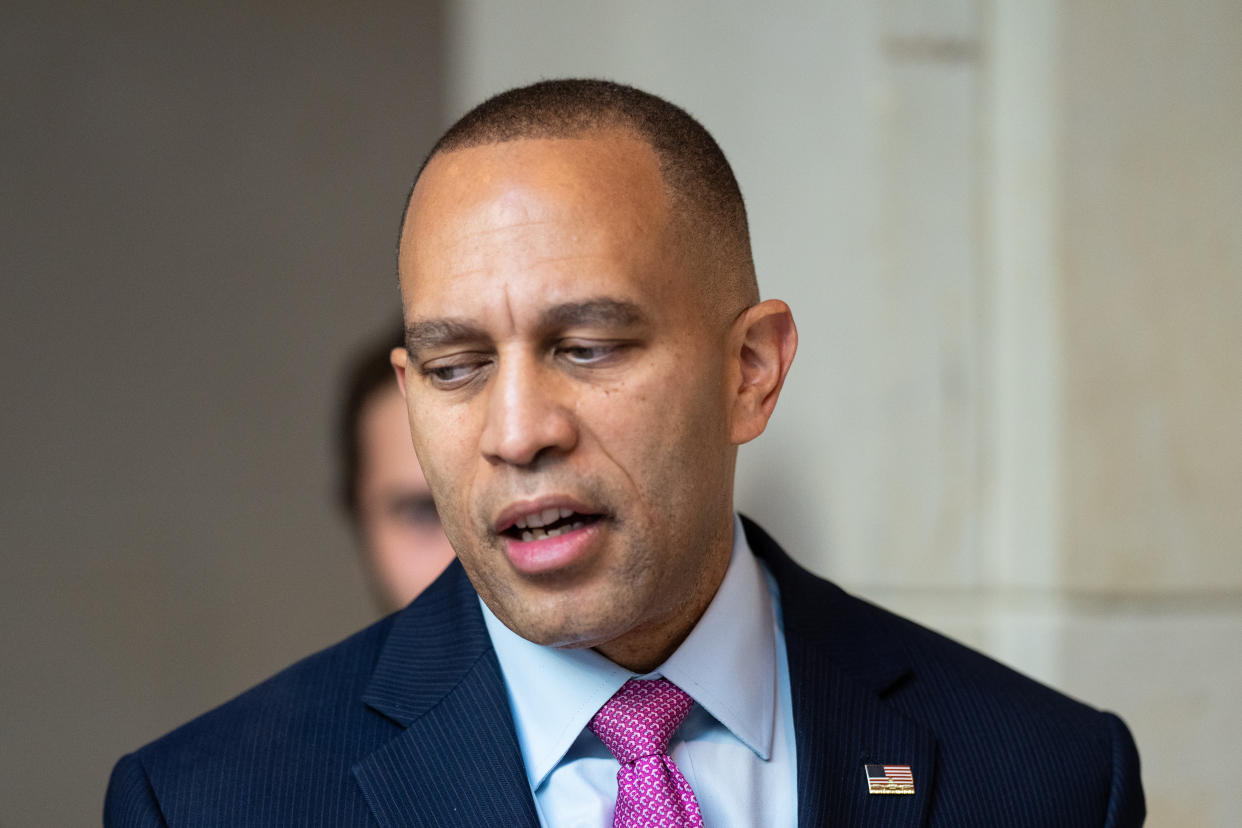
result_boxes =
[447,1,1242,823]
[1060,1,1242,592]
[1054,2,1242,822]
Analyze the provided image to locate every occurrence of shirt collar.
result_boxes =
[481,515,778,790]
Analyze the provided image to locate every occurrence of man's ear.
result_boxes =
[728,299,798,445]
[390,347,411,396]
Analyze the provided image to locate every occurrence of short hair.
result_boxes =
[404,79,758,309]
[336,323,404,524]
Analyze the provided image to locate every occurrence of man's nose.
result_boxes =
[479,353,578,467]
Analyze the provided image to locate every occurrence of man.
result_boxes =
[338,326,456,611]
[107,80,1144,826]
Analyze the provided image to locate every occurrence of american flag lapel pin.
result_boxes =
[865,764,915,795]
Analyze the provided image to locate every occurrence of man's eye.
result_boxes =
[557,342,621,365]
[421,356,488,388]
[389,496,439,527]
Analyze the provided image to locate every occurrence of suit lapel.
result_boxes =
[785,637,937,828]
[744,518,938,828]
[352,562,539,828]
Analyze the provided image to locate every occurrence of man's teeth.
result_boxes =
[510,506,589,541]
[514,506,575,530]
[520,520,585,543]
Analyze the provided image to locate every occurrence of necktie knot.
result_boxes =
[589,678,704,827]
[589,678,694,765]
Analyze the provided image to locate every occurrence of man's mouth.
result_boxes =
[498,506,604,542]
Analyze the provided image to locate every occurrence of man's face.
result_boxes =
[356,385,456,611]
[394,133,738,662]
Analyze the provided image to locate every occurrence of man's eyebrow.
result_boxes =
[539,298,647,330]
[404,318,486,353]
[404,299,646,353]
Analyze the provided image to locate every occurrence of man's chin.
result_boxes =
[489,602,632,651]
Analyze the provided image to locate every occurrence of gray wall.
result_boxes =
[1,3,446,825]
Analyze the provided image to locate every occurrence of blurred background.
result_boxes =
[2,1,1239,824]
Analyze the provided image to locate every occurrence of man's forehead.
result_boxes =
[398,134,678,302]
[405,134,668,233]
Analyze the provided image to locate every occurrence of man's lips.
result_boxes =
[493,496,608,575]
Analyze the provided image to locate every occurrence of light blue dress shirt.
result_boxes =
[481,515,798,827]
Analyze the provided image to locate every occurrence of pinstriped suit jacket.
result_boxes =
[105,518,1144,826]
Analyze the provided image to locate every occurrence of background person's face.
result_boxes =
[395,134,739,664]
[356,386,456,611]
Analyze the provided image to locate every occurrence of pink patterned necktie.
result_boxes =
[589,678,706,828]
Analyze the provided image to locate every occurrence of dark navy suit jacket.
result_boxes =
[105,518,1144,826]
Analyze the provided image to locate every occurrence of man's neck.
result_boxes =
[593,526,735,673]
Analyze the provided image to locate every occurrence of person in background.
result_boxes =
[338,325,455,612]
